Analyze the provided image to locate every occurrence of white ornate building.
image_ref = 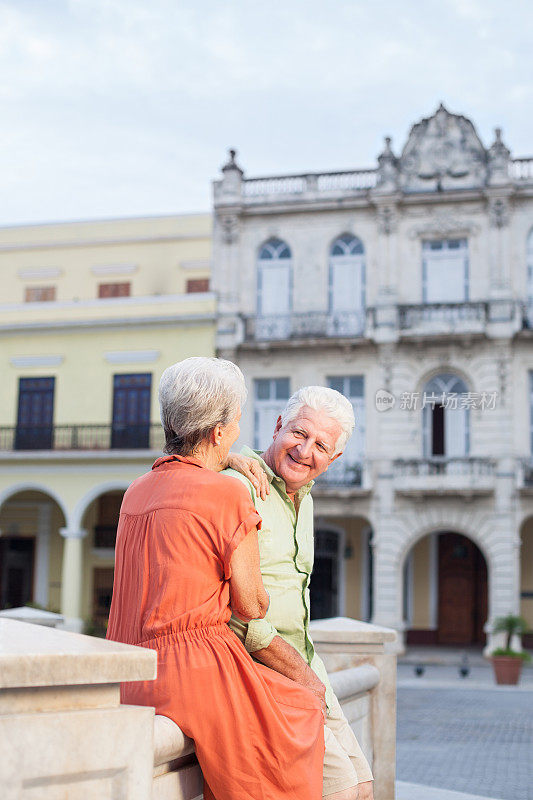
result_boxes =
[212,104,533,651]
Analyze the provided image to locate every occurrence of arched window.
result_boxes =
[328,234,365,335]
[256,238,292,339]
[423,373,469,460]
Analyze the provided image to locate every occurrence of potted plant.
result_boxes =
[490,614,531,685]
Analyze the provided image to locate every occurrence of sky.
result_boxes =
[0,0,531,226]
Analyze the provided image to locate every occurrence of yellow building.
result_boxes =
[0,213,213,631]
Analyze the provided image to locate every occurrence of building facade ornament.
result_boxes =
[408,209,480,239]
[219,214,240,244]
[399,103,488,193]
[487,128,511,186]
[376,205,397,235]
[375,137,399,193]
[488,196,510,228]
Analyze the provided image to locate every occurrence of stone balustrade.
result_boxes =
[0,618,157,800]
[0,617,397,800]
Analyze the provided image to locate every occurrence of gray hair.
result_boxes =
[280,386,355,455]
[159,357,247,455]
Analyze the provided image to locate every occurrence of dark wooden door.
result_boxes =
[111,374,151,449]
[438,532,487,645]
[0,537,35,609]
[15,377,55,450]
[310,529,339,620]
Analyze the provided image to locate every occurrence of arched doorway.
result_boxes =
[0,490,66,612]
[81,490,124,635]
[519,516,533,649]
[404,531,488,645]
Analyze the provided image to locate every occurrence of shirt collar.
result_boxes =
[152,454,205,470]
[240,445,314,501]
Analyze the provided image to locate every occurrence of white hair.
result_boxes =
[280,386,355,455]
[159,357,247,455]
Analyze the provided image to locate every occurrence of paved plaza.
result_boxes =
[396,666,533,800]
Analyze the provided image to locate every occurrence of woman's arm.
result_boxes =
[229,528,270,621]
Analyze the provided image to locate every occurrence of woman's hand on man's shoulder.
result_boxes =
[225,453,270,500]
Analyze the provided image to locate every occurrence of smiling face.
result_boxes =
[263,405,342,496]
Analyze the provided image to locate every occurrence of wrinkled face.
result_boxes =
[266,406,342,493]
[216,409,241,467]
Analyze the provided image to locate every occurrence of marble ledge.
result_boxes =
[0,619,156,689]
[310,616,397,644]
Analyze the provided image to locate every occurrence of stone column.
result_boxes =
[59,527,88,632]
[34,504,51,609]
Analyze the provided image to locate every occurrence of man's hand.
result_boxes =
[252,635,327,719]
[357,781,373,800]
[226,453,270,500]
[297,663,327,719]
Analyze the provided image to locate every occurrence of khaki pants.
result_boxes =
[323,694,373,796]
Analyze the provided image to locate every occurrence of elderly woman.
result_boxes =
[107,357,324,800]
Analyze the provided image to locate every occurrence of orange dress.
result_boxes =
[107,455,324,800]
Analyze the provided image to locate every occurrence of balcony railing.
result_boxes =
[399,302,488,332]
[393,457,495,496]
[315,461,363,487]
[241,169,377,201]
[244,311,366,342]
[510,157,533,182]
[394,457,495,477]
[0,424,165,452]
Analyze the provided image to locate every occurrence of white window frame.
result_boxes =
[422,238,469,304]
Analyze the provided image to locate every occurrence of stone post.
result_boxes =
[59,527,88,632]
[0,618,156,800]
[310,618,398,800]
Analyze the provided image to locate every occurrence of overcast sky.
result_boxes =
[0,0,531,226]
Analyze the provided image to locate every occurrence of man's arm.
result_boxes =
[252,635,327,717]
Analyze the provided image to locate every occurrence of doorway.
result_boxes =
[0,537,35,609]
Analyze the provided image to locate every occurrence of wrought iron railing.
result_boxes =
[244,311,367,342]
[398,302,488,330]
[0,424,165,452]
[316,461,363,487]
[393,457,495,477]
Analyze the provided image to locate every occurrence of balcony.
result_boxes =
[316,461,363,488]
[0,423,165,454]
[243,310,366,343]
[398,302,488,337]
[393,456,495,496]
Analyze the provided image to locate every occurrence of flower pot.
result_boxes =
[491,656,523,685]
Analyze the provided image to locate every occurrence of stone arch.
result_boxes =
[415,365,473,396]
[372,504,518,649]
[0,484,69,612]
[71,481,130,532]
[0,483,70,528]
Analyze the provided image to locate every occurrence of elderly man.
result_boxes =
[225,386,373,800]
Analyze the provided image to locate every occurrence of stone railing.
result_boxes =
[153,617,397,800]
[398,301,488,333]
[1,617,397,800]
[240,169,378,202]
[510,157,533,182]
[0,618,157,800]
[244,310,367,342]
[393,457,496,496]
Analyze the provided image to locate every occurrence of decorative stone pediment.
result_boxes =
[399,104,488,192]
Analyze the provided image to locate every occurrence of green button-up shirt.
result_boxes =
[225,446,335,711]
